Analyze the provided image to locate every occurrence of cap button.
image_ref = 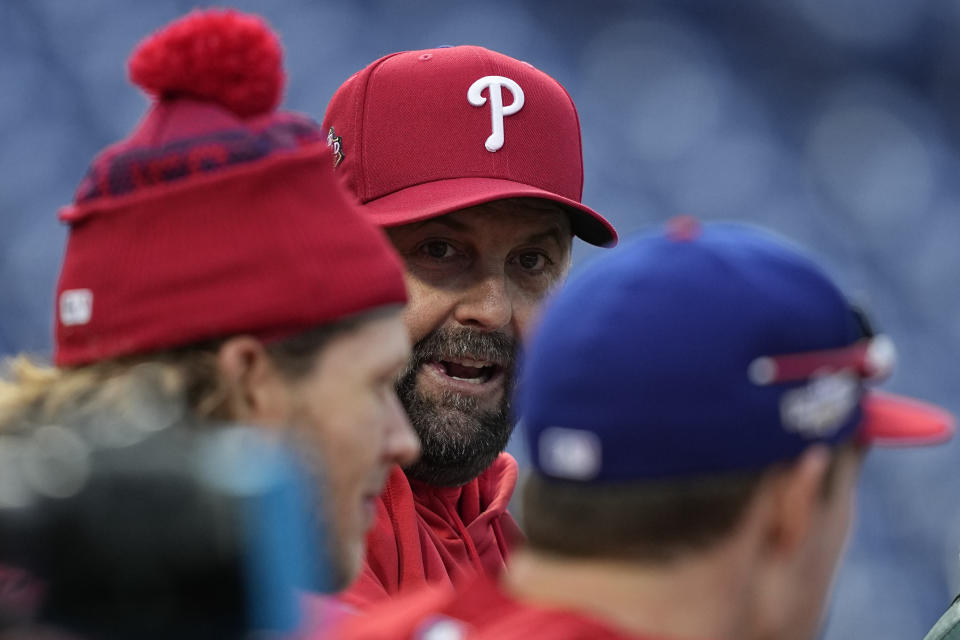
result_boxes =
[666,215,701,242]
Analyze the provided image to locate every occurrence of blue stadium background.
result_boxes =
[2,1,959,637]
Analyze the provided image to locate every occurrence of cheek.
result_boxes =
[831,487,857,554]
[290,412,332,485]
[508,271,566,341]
[291,399,356,481]
[401,275,457,342]
[510,293,549,343]
[301,409,374,535]
[827,467,859,549]
[312,404,373,466]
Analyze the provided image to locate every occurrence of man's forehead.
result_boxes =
[405,199,573,237]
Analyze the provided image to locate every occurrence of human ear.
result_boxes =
[215,336,290,425]
[763,445,833,558]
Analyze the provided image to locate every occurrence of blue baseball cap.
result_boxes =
[517,218,954,483]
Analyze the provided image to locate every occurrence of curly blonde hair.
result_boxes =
[0,306,398,434]
[0,350,229,434]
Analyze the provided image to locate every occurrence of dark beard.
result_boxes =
[396,327,516,487]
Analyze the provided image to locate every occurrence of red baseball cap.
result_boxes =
[322,46,617,247]
[858,391,954,446]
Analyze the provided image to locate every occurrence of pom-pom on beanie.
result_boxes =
[54,9,406,367]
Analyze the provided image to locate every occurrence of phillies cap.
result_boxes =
[54,10,406,366]
[322,45,617,247]
[517,218,954,482]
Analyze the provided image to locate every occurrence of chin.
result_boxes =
[335,539,366,591]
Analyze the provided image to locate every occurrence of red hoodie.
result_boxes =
[340,452,524,609]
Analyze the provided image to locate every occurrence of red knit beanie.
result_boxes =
[54,9,406,367]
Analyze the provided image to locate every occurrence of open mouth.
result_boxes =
[419,354,507,391]
[435,356,500,384]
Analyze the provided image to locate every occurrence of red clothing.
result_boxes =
[332,575,658,640]
[340,453,523,609]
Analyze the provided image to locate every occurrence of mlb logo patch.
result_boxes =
[538,426,602,480]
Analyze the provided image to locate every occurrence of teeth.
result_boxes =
[450,375,484,384]
[443,357,493,368]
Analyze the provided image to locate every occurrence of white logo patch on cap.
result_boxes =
[538,426,602,480]
[467,75,524,152]
[780,372,858,438]
[59,289,93,326]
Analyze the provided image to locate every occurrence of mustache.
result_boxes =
[402,327,516,373]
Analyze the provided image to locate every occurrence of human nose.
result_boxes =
[452,273,512,332]
[384,392,420,467]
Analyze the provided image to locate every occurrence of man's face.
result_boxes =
[279,312,420,588]
[386,200,572,487]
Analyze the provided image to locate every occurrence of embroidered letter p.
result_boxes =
[467,76,525,152]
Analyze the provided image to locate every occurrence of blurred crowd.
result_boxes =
[2,2,959,639]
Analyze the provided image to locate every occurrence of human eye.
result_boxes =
[416,240,458,261]
[511,250,551,274]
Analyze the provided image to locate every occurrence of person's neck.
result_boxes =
[503,544,760,640]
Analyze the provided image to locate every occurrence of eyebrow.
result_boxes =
[412,218,569,246]
[522,226,570,249]
[410,217,470,233]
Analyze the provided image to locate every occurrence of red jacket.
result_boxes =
[340,453,524,609]
[333,575,657,640]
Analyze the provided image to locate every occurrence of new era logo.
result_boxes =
[59,289,93,326]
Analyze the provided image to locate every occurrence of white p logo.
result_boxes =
[467,75,525,152]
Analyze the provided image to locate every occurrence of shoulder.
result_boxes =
[332,576,522,639]
[331,576,642,640]
[924,596,960,640]
[330,582,458,639]
[470,597,645,640]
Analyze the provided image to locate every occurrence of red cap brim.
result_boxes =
[358,177,618,247]
[858,390,955,446]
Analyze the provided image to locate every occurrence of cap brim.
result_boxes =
[858,390,955,446]
[358,177,618,247]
